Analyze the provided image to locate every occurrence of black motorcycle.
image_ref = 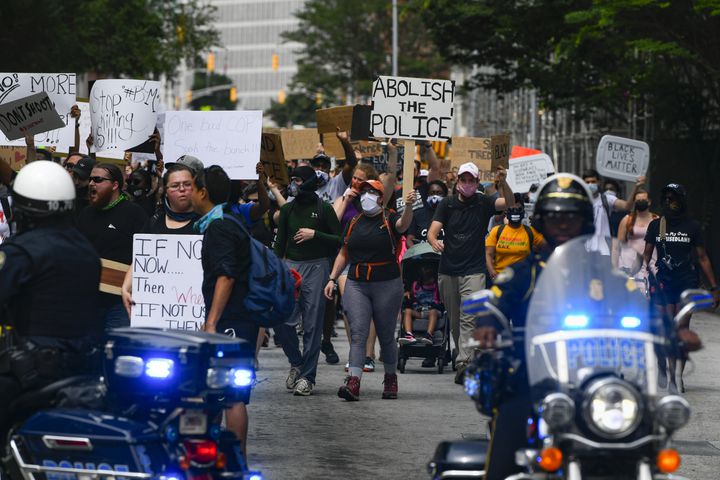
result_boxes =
[429,235,712,480]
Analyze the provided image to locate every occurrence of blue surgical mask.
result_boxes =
[587,183,599,195]
[427,194,443,208]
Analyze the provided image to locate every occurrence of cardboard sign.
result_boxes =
[90,79,161,155]
[280,128,319,160]
[130,234,206,331]
[260,129,289,185]
[316,105,371,140]
[507,153,555,193]
[596,135,649,181]
[451,135,510,181]
[0,73,76,148]
[0,146,27,171]
[163,110,263,180]
[0,92,65,141]
[371,75,455,141]
[359,143,404,174]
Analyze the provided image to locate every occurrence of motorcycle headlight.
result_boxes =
[583,378,642,438]
[540,393,575,429]
[656,395,690,431]
[207,367,232,389]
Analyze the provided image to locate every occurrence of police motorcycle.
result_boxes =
[429,235,712,480]
[2,328,263,480]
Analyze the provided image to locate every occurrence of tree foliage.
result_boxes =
[270,0,447,126]
[190,72,237,111]
[419,0,720,140]
[0,0,219,79]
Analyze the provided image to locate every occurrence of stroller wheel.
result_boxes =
[398,358,406,374]
[437,358,445,374]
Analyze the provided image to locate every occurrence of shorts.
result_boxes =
[652,274,697,306]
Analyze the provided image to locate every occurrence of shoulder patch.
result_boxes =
[494,267,514,285]
[0,250,5,270]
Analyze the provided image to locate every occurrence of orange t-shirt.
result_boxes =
[485,224,544,272]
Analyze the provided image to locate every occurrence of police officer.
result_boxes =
[473,173,595,480]
[0,161,102,436]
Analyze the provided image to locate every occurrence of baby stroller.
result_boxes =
[397,242,452,374]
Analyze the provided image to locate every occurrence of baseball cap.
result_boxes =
[71,156,96,180]
[310,153,331,168]
[167,155,204,173]
[457,162,479,179]
[359,179,384,195]
[419,169,429,177]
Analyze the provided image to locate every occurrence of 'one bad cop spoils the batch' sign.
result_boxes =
[371,75,455,141]
[130,234,206,331]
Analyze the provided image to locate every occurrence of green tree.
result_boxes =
[269,0,447,126]
[190,72,237,110]
[0,0,219,78]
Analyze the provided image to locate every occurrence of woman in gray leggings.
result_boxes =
[324,180,416,401]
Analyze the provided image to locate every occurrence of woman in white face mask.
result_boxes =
[324,180,416,401]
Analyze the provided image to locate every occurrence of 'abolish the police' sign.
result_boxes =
[595,135,649,182]
[371,75,455,142]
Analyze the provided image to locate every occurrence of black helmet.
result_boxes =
[532,173,594,236]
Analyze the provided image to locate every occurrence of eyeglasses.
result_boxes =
[167,181,193,191]
[89,176,113,184]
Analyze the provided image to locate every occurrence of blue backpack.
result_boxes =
[224,214,296,327]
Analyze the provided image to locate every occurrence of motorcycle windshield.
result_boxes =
[525,235,666,397]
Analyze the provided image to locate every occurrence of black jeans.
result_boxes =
[486,382,532,480]
[0,374,23,438]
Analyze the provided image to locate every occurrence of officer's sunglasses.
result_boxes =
[89,176,113,184]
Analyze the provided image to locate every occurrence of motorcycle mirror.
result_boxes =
[675,289,713,325]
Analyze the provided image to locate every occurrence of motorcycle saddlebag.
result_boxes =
[428,438,488,479]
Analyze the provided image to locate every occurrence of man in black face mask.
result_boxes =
[643,183,719,393]
[274,165,342,396]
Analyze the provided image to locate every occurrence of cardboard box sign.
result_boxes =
[315,105,371,141]
[0,146,27,171]
[260,129,289,186]
[451,134,511,180]
[280,129,320,160]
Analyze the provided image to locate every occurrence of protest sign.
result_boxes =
[130,234,206,331]
[280,128,319,160]
[0,73,76,148]
[0,92,64,141]
[451,135,511,181]
[260,128,289,185]
[510,145,541,159]
[359,143,404,174]
[507,153,555,193]
[163,110,262,180]
[316,105,371,140]
[90,79,161,155]
[0,146,27,171]
[77,101,125,161]
[370,75,455,142]
[596,135,649,181]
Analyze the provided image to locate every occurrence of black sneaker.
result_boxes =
[321,340,340,364]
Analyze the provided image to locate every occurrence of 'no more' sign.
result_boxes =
[596,135,649,182]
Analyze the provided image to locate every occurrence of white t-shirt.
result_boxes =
[316,173,349,203]
[0,196,11,244]
[586,192,617,255]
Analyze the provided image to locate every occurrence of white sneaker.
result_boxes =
[293,378,313,396]
[286,367,300,390]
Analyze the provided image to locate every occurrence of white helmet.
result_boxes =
[13,161,75,216]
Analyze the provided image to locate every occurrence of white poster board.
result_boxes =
[0,73,76,148]
[371,75,455,141]
[130,234,206,331]
[507,153,555,193]
[595,135,649,181]
[90,79,161,156]
[162,110,262,180]
[0,92,65,140]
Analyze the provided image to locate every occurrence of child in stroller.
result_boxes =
[400,265,442,346]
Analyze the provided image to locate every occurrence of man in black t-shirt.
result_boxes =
[406,180,447,248]
[427,162,514,382]
[643,183,719,393]
[77,163,147,329]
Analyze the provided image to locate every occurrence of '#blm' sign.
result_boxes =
[130,234,206,331]
[371,76,455,141]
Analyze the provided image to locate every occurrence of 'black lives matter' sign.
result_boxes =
[371,75,455,142]
[596,135,649,182]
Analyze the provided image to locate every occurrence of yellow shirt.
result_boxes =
[485,224,544,272]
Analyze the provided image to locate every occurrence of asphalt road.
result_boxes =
[247,312,720,479]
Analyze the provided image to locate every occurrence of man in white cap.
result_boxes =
[427,162,514,383]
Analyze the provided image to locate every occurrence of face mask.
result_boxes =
[457,182,477,198]
[587,183,599,195]
[316,170,329,188]
[427,194,443,207]
[360,192,381,216]
[288,182,299,197]
[508,213,523,224]
[635,200,649,212]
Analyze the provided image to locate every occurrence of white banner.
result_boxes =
[162,110,263,180]
[0,92,65,141]
[90,79,161,156]
[130,234,206,331]
[371,75,454,141]
[507,153,555,193]
[0,73,76,148]
[596,135,649,182]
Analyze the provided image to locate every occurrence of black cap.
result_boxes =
[71,156,96,180]
[310,153,331,168]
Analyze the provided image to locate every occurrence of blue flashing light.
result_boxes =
[232,368,254,387]
[216,350,224,358]
[247,474,264,480]
[621,316,642,329]
[164,426,178,443]
[563,314,589,329]
[145,358,174,379]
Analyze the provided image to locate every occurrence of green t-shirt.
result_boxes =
[274,198,341,261]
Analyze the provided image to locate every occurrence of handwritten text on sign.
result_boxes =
[90,79,161,154]
[163,111,262,180]
[507,153,555,193]
[130,234,206,331]
[371,76,455,141]
[0,92,65,141]
[595,135,649,182]
[0,73,76,148]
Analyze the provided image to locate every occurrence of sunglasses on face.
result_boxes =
[89,176,113,184]
[65,162,77,171]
